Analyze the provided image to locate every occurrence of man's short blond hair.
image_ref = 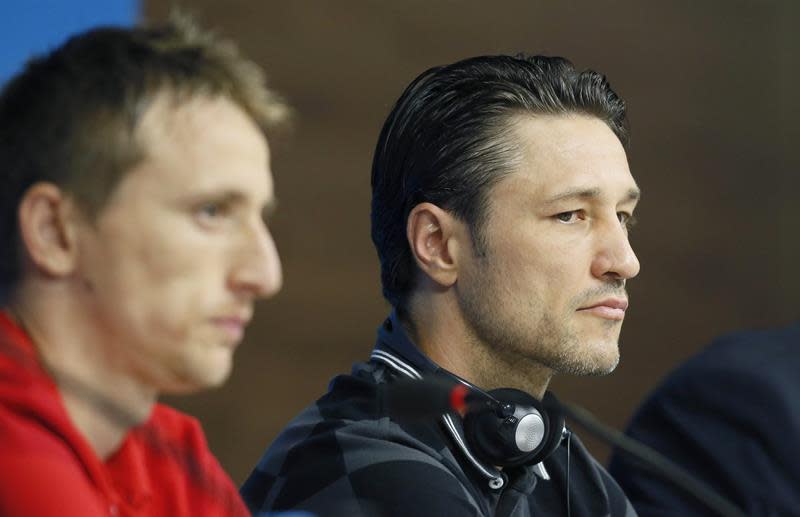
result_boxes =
[0,13,287,302]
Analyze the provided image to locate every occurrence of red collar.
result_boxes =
[0,310,42,370]
[0,309,155,509]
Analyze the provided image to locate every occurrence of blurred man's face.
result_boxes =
[74,94,282,392]
[457,114,640,377]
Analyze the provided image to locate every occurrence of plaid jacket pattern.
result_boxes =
[242,313,636,517]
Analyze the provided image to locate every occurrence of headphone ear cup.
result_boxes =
[464,388,564,468]
[537,391,566,463]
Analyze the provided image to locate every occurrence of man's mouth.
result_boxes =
[577,298,628,321]
[211,312,252,344]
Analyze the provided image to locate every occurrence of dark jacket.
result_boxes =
[243,313,636,517]
[609,323,800,516]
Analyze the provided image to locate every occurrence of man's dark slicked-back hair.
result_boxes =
[370,54,628,310]
[0,14,286,305]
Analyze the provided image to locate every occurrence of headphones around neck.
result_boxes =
[442,371,566,468]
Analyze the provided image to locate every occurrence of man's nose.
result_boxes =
[229,222,283,299]
[590,219,640,282]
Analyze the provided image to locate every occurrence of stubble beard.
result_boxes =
[457,260,621,381]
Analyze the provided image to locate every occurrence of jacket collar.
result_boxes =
[370,311,550,489]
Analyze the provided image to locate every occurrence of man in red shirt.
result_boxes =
[0,14,285,516]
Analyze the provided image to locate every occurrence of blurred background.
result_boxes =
[3,0,798,484]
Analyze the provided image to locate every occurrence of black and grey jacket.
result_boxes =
[241,312,637,517]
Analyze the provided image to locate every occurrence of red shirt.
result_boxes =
[0,312,250,516]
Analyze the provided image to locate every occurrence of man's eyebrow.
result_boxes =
[543,186,641,205]
[624,188,641,203]
[208,190,278,220]
[543,187,601,205]
[194,190,247,204]
[186,189,279,217]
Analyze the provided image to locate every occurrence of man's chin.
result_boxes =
[583,359,620,377]
[554,341,620,377]
[163,359,233,394]
[585,344,621,376]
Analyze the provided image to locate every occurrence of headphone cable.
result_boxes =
[559,401,746,517]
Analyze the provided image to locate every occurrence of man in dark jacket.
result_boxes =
[610,324,800,516]
[243,54,641,516]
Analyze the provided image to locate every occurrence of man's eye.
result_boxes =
[555,211,579,223]
[200,203,220,217]
[618,212,637,229]
[196,202,231,222]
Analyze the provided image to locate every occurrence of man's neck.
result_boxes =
[9,287,157,459]
[404,292,553,399]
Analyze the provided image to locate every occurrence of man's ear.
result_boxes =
[17,182,83,277]
[406,202,464,288]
